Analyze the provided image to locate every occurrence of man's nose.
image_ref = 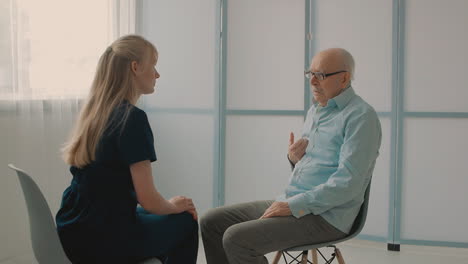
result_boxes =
[310,75,318,85]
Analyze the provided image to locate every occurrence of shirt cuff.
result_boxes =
[286,193,310,218]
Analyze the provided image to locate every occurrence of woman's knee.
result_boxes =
[170,212,198,234]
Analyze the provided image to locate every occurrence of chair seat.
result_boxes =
[139,258,162,264]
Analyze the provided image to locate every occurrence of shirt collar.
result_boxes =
[312,85,355,110]
[334,85,355,110]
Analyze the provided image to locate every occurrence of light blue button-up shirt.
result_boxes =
[276,87,382,234]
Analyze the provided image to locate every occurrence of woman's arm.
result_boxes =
[130,160,196,216]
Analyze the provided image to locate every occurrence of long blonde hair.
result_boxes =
[62,35,157,168]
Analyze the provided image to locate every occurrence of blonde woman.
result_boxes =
[56,35,198,263]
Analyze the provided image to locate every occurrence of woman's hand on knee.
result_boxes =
[187,208,198,221]
[169,196,196,215]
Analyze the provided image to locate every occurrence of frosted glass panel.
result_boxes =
[147,112,214,216]
[225,115,304,204]
[361,117,390,237]
[139,0,216,109]
[315,0,392,112]
[401,118,468,242]
[405,0,468,112]
[227,0,305,110]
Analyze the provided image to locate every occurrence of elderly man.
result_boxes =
[201,48,382,264]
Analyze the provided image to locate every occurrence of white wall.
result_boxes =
[400,0,468,243]
[226,0,305,111]
[137,0,218,216]
[224,0,306,204]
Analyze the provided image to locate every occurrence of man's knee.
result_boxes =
[222,224,248,251]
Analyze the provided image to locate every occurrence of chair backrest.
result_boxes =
[347,180,372,238]
[8,164,71,264]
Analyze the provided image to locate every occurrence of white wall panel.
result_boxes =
[227,0,305,110]
[315,0,393,112]
[405,0,468,112]
[225,115,304,204]
[139,0,218,216]
[401,118,468,242]
[139,0,217,109]
[147,112,214,216]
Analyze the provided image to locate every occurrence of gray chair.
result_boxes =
[272,182,372,264]
[8,164,162,264]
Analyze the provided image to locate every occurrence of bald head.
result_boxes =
[313,48,355,81]
[308,48,355,106]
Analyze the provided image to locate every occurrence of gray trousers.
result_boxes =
[200,200,346,264]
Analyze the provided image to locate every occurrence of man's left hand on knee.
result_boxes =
[260,202,292,219]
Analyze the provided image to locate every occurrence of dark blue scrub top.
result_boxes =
[56,102,157,234]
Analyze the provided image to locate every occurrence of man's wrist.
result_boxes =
[287,154,296,168]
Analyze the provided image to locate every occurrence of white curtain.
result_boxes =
[0,0,135,261]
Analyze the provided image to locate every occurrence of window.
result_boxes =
[0,0,135,101]
[0,1,13,95]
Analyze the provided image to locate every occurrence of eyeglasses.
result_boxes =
[304,70,347,81]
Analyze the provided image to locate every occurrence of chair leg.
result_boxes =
[311,249,318,264]
[300,250,308,264]
[272,251,282,264]
[335,248,345,264]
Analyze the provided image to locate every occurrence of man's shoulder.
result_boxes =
[344,95,378,119]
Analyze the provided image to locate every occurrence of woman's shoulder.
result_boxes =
[105,101,147,133]
[126,104,148,124]
[122,101,147,115]
[112,101,146,120]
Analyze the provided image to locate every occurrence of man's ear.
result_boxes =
[342,72,351,88]
[131,61,139,75]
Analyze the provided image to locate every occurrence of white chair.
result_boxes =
[8,164,162,264]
